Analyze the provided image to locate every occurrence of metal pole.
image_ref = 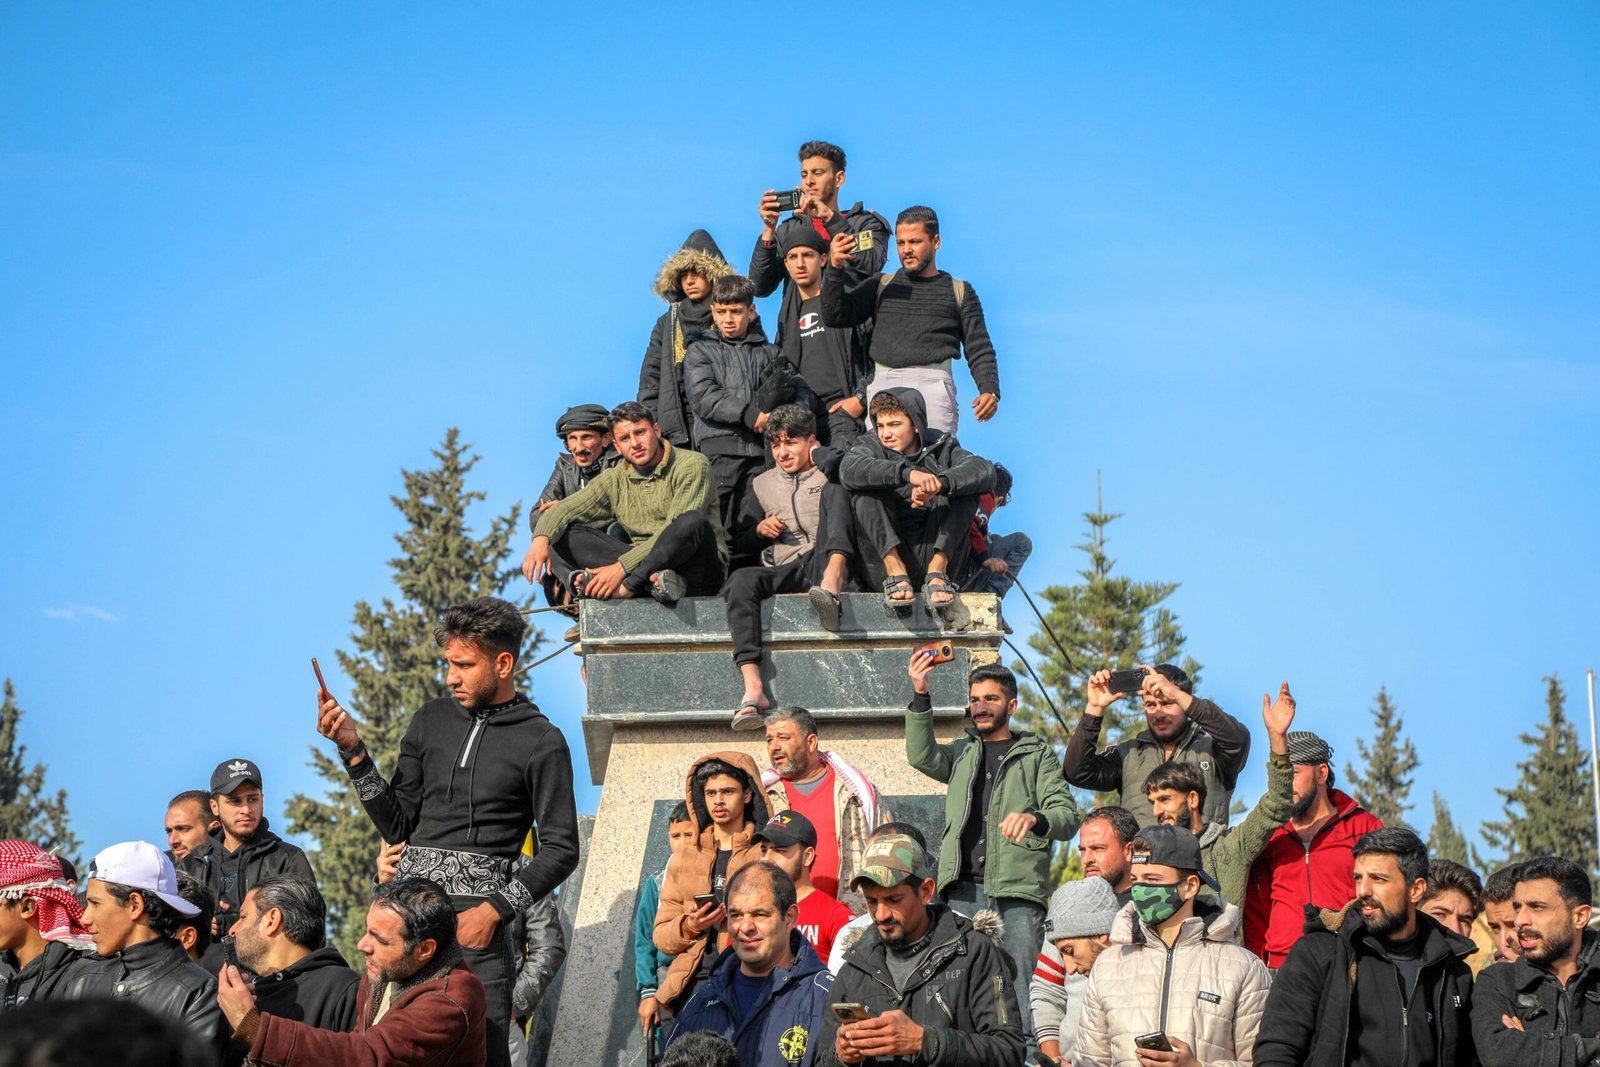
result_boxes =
[1587,669,1599,859]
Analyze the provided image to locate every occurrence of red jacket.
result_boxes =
[1242,789,1383,967]
[245,957,485,1067]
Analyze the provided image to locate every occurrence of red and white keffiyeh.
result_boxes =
[0,840,90,943]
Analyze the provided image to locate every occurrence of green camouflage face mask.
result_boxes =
[1130,882,1184,925]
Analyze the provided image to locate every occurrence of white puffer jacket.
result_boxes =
[1072,898,1273,1067]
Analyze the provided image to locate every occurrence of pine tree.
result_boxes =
[0,679,80,861]
[1014,476,1201,755]
[1427,791,1480,868]
[284,430,538,958]
[1345,686,1418,829]
[1481,675,1597,871]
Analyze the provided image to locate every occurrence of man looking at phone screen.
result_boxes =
[1063,665,1251,830]
[315,596,580,1067]
[821,832,1024,1066]
[1072,826,1272,1067]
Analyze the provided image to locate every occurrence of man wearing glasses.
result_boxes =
[903,651,1082,1051]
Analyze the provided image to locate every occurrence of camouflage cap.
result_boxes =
[851,832,932,889]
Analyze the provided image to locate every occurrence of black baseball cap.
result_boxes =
[1131,824,1220,890]
[210,758,263,795]
[752,810,817,849]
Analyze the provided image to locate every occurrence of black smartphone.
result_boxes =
[1134,1031,1173,1052]
[772,189,802,211]
[692,892,720,909]
[1106,667,1148,695]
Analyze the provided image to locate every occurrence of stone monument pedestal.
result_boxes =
[545,591,1004,1066]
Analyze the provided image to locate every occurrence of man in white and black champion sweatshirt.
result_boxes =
[315,596,579,1067]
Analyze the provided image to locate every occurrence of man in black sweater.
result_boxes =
[316,596,579,1067]
[823,205,1000,436]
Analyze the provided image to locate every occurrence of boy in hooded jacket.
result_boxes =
[839,387,995,611]
[639,230,734,447]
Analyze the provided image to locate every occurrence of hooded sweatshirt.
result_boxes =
[639,230,734,446]
[345,693,580,923]
[839,388,996,509]
[652,751,771,1008]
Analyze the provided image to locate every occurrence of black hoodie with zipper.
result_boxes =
[346,693,579,922]
[177,817,316,970]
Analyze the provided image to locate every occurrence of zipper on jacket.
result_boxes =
[789,478,809,545]
[459,713,488,769]
[1157,940,1177,1033]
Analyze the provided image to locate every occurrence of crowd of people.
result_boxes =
[1,140,1591,1067]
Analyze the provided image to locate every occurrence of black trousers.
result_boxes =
[706,452,765,547]
[851,491,980,589]
[820,407,866,448]
[549,512,725,597]
[463,922,515,1067]
[722,482,856,665]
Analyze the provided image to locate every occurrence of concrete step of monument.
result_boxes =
[575,591,1005,783]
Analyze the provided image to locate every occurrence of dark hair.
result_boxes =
[968,663,1017,702]
[167,789,211,812]
[797,140,846,171]
[727,861,798,917]
[371,877,458,956]
[435,596,526,660]
[1153,664,1194,695]
[99,881,186,939]
[895,205,940,237]
[0,997,211,1067]
[765,706,819,738]
[611,400,657,427]
[1082,806,1140,846]
[1517,855,1593,908]
[661,1030,740,1067]
[1422,859,1483,914]
[992,464,1013,503]
[668,801,691,824]
[710,274,755,306]
[254,877,328,950]
[763,404,817,445]
[692,759,752,825]
[869,391,912,423]
[872,821,928,849]
[1352,826,1430,886]
[173,873,214,955]
[1128,835,1197,883]
[1483,862,1524,905]
[1142,761,1208,808]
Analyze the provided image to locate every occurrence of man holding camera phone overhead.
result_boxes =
[904,650,1082,1050]
[1063,665,1252,829]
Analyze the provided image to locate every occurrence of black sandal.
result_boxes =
[569,570,595,599]
[923,571,958,611]
[882,574,915,611]
[808,586,842,632]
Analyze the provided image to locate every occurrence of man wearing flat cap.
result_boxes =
[1243,729,1384,967]
[523,403,622,604]
[1072,825,1272,1067]
[819,832,1024,1066]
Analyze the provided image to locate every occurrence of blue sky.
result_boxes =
[2,4,1596,864]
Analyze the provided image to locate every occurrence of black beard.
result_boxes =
[1289,790,1318,819]
[1523,924,1577,966]
[1362,899,1408,938]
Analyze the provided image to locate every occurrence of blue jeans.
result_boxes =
[967,532,1032,599]
[943,879,1043,1048]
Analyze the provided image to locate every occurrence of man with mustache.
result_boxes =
[1243,730,1384,966]
[1254,827,1477,1067]
[1471,856,1600,1065]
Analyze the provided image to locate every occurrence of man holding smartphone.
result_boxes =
[315,596,580,1067]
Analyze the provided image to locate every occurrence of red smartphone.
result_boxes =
[917,641,954,664]
[312,657,331,698]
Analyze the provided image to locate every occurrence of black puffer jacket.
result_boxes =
[683,320,819,458]
[1253,901,1477,1067]
[639,230,733,446]
[819,904,1023,1066]
[1472,932,1600,1067]
[838,388,995,505]
[0,939,100,1010]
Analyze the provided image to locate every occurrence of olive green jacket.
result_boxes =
[1199,751,1296,907]
[906,692,1082,908]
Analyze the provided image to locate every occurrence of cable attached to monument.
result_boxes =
[514,639,579,677]
[1002,635,1073,740]
[1010,576,1074,673]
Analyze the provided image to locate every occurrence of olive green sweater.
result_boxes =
[533,441,728,574]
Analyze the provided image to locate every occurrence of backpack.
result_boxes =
[876,272,967,307]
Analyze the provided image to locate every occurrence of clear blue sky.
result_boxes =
[3,4,1596,863]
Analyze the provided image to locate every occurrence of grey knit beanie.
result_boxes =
[1043,876,1121,939]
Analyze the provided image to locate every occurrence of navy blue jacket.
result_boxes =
[668,932,833,1067]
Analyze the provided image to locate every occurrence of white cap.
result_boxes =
[89,841,199,917]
